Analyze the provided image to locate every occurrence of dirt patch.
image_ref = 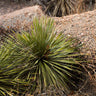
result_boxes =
[0,0,37,16]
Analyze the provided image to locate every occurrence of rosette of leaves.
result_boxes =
[44,0,77,17]
[0,17,85,95]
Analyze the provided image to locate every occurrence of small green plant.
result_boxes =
[0,17,85,95]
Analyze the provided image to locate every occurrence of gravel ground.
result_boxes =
[54,11,96,52]
[54,12,96,65]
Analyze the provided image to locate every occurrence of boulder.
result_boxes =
[0,5,44,30]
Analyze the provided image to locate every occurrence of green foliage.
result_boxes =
[0,17,85,95]
[0,50,36,96]
[0,29,37,95]
[0,75,32,96]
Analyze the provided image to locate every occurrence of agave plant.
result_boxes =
[43,0,77,16]
[0,17,85,95]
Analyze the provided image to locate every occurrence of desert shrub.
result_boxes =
[0,18,86,95]
[41,0,96,16]
[43,0,77,17]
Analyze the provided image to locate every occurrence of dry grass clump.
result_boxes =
[42,0,96,16]
[77,0,96,13]
[44,0,77,17]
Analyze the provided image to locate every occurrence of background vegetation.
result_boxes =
[7,0,96,16]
